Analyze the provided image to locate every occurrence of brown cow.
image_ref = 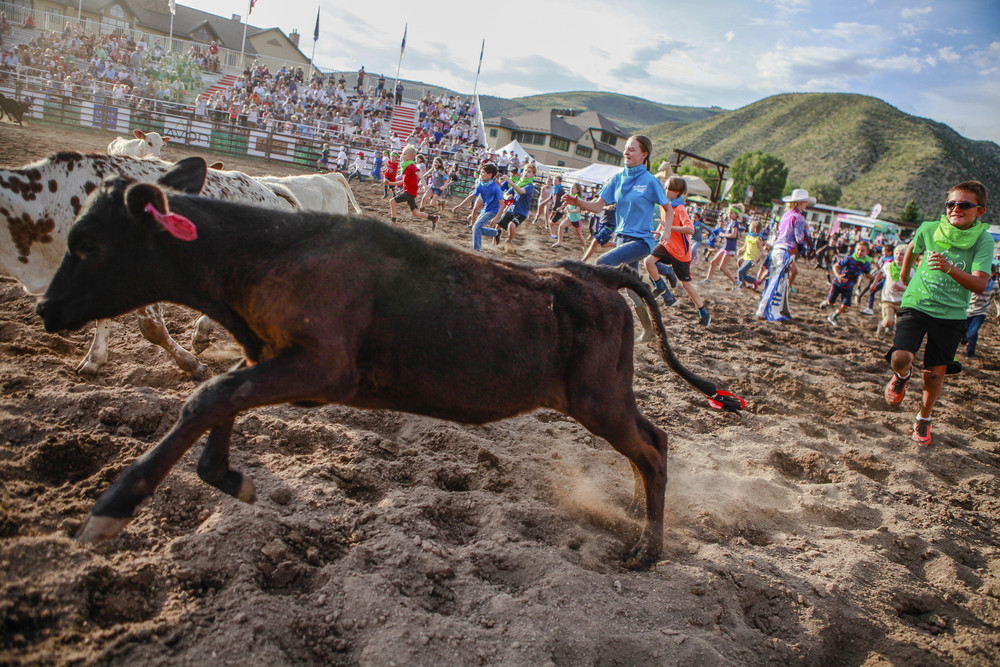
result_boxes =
[37,157,743,568]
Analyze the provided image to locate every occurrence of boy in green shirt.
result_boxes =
[884,181,994,446]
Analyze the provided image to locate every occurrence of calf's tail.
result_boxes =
[592,263,746,413]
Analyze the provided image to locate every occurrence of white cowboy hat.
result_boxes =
[783,188,816,204]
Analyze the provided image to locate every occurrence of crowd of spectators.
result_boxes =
[1,22,218,106]
[197,65,486,162]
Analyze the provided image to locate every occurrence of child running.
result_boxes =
[382,151,399,199]
[736,220,765,288]
[644,175,712,326]
[883,180,994,446]
[703,205,742,286]
[820,240,873,326]
[387,145,439,228]
[495,163,536,250]
[553,183,587,248]
[876,245,909,337]
[452,162,503,251]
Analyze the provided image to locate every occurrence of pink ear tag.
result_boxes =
[144,203,197,241]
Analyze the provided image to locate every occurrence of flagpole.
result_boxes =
[168,0,175,51]
[240,0,252,71]
[309,7,319,80]
[473,39,484,98]
[393,23,406,103]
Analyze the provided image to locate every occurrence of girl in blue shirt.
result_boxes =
[564,135,668,270]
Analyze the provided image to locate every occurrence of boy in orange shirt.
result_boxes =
[644,176,712,326]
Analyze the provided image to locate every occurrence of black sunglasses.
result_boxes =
[946,200,981,211]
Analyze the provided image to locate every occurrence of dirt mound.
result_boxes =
[1,122,998,665]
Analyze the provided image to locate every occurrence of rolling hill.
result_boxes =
[641,93,1000,225]
[478,92,724,134]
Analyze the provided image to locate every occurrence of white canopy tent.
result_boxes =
[560,163,623,187]
[496,140,532,162]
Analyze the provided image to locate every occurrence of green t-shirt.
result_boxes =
[901,217,995,319]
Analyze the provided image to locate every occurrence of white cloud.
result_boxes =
[725,31,735,42]
[812,22,882,41]
[937,47,960,64]
[900,6,932,19]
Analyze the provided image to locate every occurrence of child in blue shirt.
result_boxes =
[820,240,873,326]
[452,162,503,251]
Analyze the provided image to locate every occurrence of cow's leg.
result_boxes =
[191,315,221,354]
[76,319,111,375]
[571,404,668,569]
[136,304,209,381]
[195,360,255,502]
[78,353,352,542]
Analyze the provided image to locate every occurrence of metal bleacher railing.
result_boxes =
[0,3,486,194]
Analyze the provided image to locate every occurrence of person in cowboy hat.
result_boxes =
[756,188,814,321]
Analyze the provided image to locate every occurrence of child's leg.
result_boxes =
[720,255,737,282]
[644,255,660,282]
[389,198,398,221]
[965,314,986,356]
[573,223,585,246]
[918,365,947,420]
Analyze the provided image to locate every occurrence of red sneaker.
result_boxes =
[912,416,932,446]
[884,371,910,406]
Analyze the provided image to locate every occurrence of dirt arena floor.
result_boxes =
[1,120,999,666]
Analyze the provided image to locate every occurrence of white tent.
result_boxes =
[681,174,712,198]
[561,163,623,187]
[496,140,531,162]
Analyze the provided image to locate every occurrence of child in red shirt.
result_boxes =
[382,151,399,199]
[388,145,438,228]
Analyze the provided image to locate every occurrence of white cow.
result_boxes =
[107,129,171,158]
[255,171,362,214]
[0,152,300,377]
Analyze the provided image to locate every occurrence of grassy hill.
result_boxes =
[478,92,724,134]
[641,93,1000,224]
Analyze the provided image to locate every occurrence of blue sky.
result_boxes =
[185,0,1000,144]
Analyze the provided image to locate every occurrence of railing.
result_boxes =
[0,70,485,196]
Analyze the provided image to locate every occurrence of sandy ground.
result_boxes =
[1,121,999,666]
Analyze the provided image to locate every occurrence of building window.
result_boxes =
[597,151,621,166]
[511,131,545,146]
[103,3,130,32]
[194,27,213,43]
[575,145,592,158]
[550,137,569,151]
[600,131,618,146]
[489,128,498,138]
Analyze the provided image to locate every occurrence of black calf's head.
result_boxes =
[37,158,208,332]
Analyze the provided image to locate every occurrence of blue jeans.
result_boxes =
[737,259,755,284]
[597,237,651,271]
[965,314,986,357]
[472,208,499,251]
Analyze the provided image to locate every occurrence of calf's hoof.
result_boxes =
[188,362,211,383]
[76,359,101,376]
[77,514,131,543]
[237,475,257,504]
[623,542,660,571]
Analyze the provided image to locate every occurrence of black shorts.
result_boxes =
[393,191,418,211]
[498,211,527,228]
[885,307,965,371]
[651,245,692,282]
[550,208,564,223]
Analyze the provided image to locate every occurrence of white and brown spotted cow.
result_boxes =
[0,152,300,378]
[255,171,362,214]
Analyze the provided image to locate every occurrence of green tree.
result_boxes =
[800,177,842,206]
[730,151,788,205]
[900,199,921,223]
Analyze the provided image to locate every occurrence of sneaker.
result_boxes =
[819,300,830,309]
[699,312,712,327]
[652,286,665,297]
[699,278,711,285]
[827,315,839,327]
[667,272,678,288]
[663,297,678,307]
[884,371,910,406]
[428,214,438,230]
[861,307,874,316]
[790,286,798,294]
[493,232,501,245]
[912,416,932,446]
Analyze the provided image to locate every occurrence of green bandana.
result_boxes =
[398,160,415,174]
[931,215,989,250]
[887,262,902,282]
[851,253,872,264]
